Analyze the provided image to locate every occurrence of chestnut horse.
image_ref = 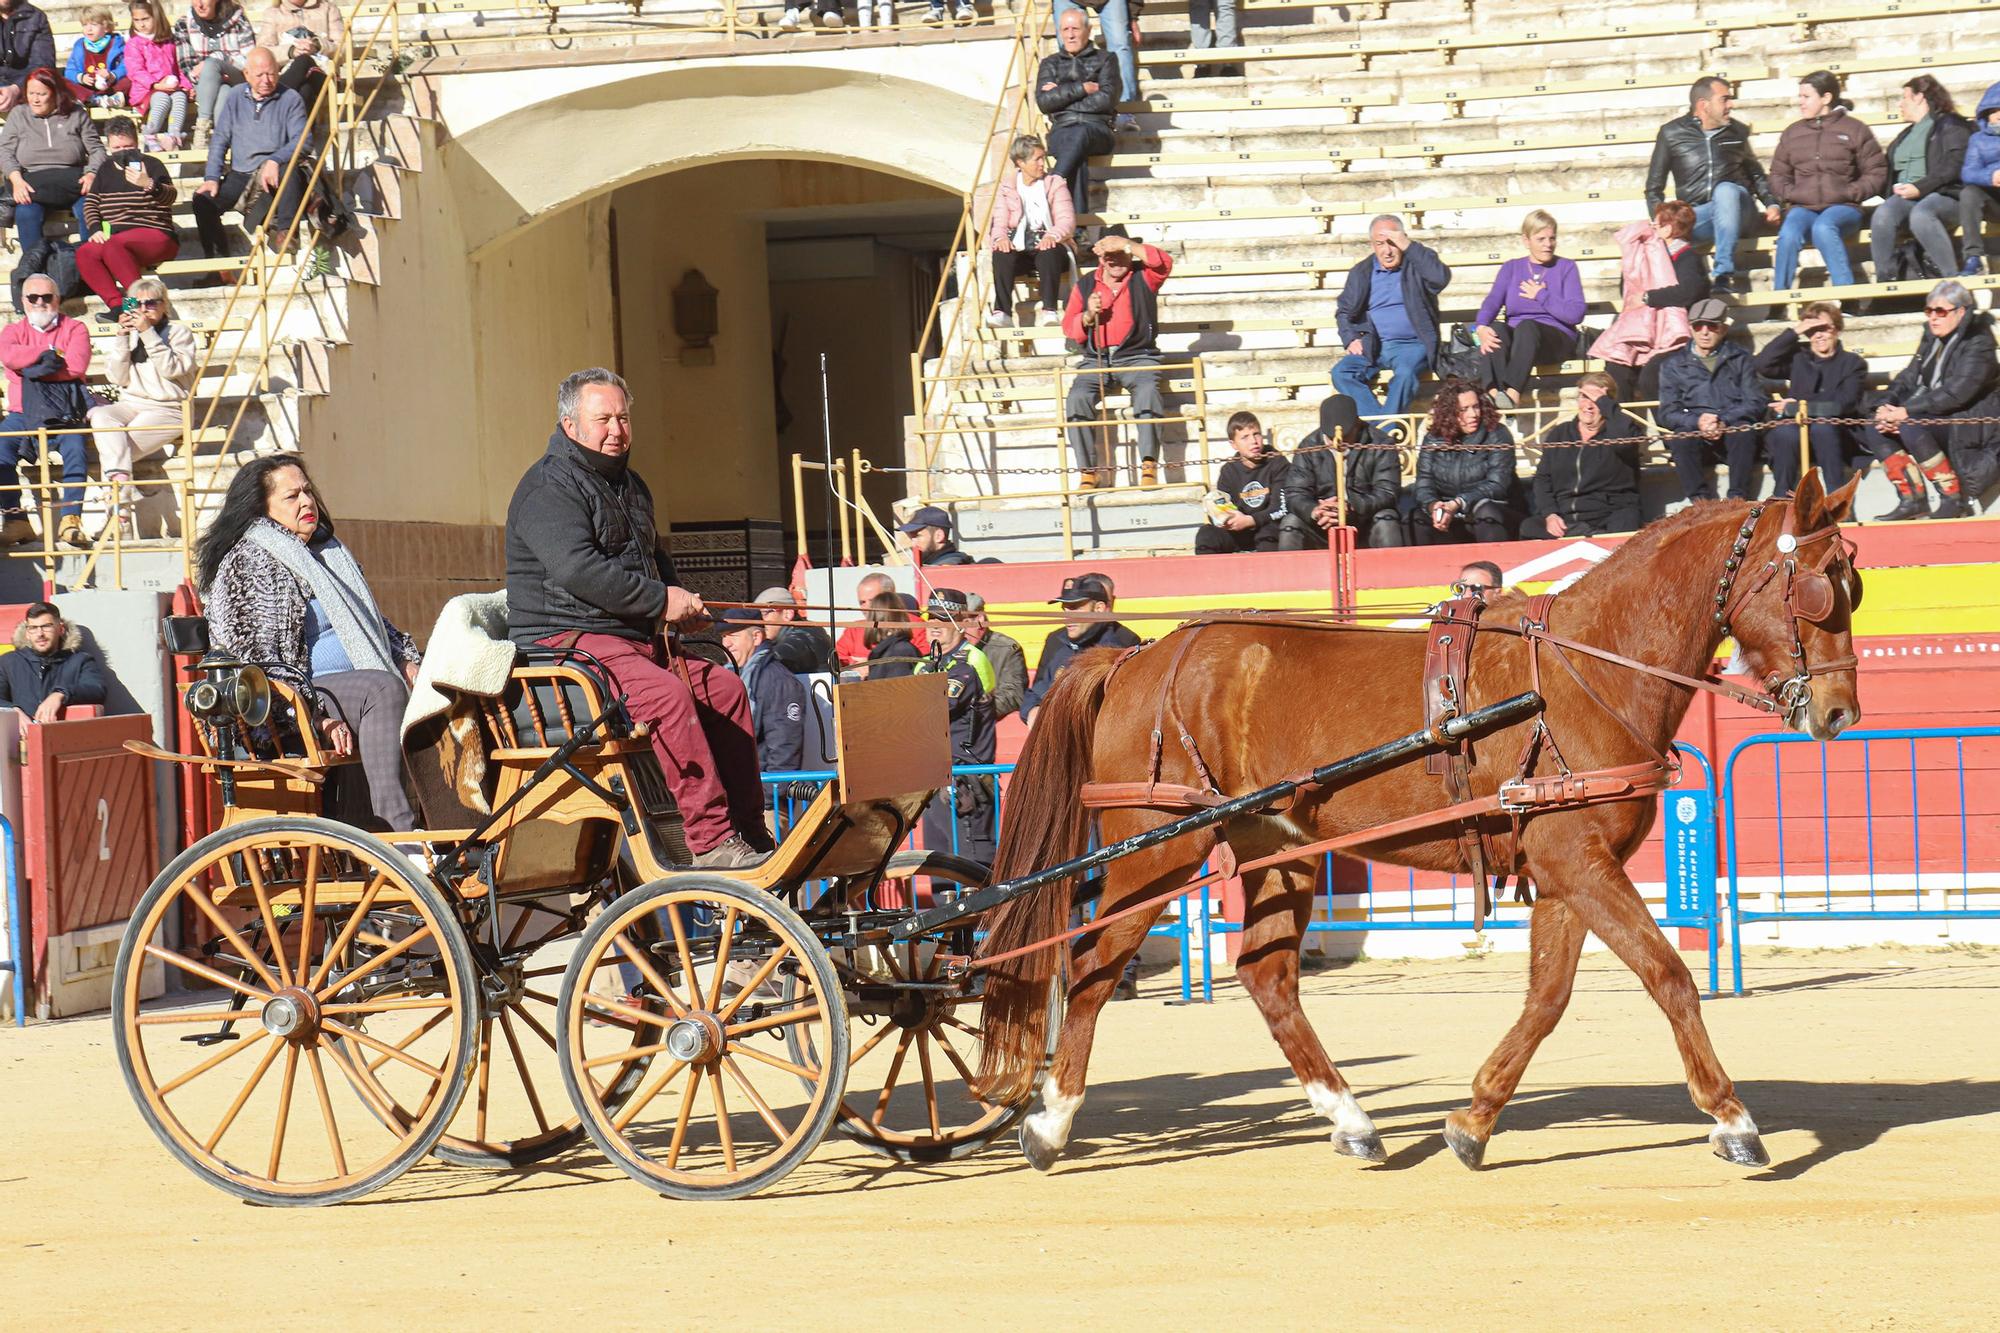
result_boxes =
[976,472,1864,1172]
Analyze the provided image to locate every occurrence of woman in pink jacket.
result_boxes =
[1591,200,1706,402]
[986,133,1075,328]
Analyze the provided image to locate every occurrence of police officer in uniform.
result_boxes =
[915,587,998,864]
[719,607,809,804]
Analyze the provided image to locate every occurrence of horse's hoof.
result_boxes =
[1712,1132,1770,1168]
[1018,1121,1063,1173]
[1443,1123,1488,1170]
[1333,1131,1386,1163]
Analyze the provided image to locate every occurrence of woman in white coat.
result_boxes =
[86,274,198,535]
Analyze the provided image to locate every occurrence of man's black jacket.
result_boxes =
[1645,113,1779,211]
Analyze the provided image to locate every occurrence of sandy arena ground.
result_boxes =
[4,944,1997,1329]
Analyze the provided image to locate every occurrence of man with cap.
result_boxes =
[964,591,1028,721]
[915,587,998,863]
[1656,297,1775,502]
[1020,572,1140,723]
[899,505,975,566]
[754,585,839,675]
[719,607,809,802]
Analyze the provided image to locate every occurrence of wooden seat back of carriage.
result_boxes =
[197,677,350,823]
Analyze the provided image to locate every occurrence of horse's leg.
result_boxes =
[1441,895,1587,1169]
[1233,861,1385,1162]
[1019,838,1194,1172]
[1557,839,1769,1167]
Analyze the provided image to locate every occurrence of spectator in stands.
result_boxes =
[1769,71,1886,291]
[1333,214,1450,428]
[1037,10,1118,231]
[862,588,922,679]
[1646,75,1782,295]
[1862,280,1997,520]
[1281,390,1405,549]
[0,273,92,548]
[1473,209,1585,407]
[77,117,176,320]
[1455,560,1501,593]
[987,133,1074,329]
[1409,377,1518,545]
[0,0,55,118]
[1753,301,1865,492]
[754,584,839,675]
[125,2,184,150]
[64,7,127,108]
[255,0,341,113]
[1521,373,1644,539]
[836,569,893,666]
[1873,76,1973,288]
[916,586,998,862]
[1657,297,1772,502]
[1197,410,1290,554]
[1960,80,2000,277]
[198,453,420,829]
[899,503,974,565]
[1594,200,1703,403]
[1188,0,1241,80]
[964,591,1027,721]
[1063,231,1173,488]
[0,599,106,721]
[193,46,309,265]
[719,606,808,797]
[1052,1,1136,135]
[85,275,194,537]
[0,69,104,251]
[1021,572,1137,721]
[176,0,254,148]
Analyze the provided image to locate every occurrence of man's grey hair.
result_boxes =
[20,272,56,294]
[1928,279,1975,311]
[1368,214,1406,235]
[557,367,630,423]
[1009,133,1046,165]
[1057,6,1087,25]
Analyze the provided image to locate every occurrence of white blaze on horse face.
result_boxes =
[1305,1081,1377,1140]
[1024,1074,1085,1153]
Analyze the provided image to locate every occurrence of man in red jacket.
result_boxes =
[1063,231,1173,489]
[0,273,93,547]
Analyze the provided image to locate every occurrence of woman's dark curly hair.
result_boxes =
[1425,376,1498,443]
[193,452,332,593]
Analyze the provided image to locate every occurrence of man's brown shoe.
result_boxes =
[692,834,770,871]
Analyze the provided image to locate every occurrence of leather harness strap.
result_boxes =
[1422,594,1500,926]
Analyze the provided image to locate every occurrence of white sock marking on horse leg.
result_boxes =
[1023,1074,1083,1152]
[1709,1108,1760,1141]
[1304,1081,1376,1141]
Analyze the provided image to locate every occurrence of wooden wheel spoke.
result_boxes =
[613,1056,691,1134]
[320,997,455,1016]
[499,1011,551,1135]
[720,1055,788,1142]
[322,1039,410,1133]
[293,844,322,985]
[317,923,438,1002]
[871,1032,915,1125]
[205,1036,283,1153]
[664,1071,700,1169]
[517,965,569,980]
[518,988,560,1009]
[917,1033,942,1138]
[474,1019,495,1145]
[581,994,674,1031]
[728,1041,821,1081]
[708,1068,736,1173]
[305,1047,347,1177]
[705,908,741,1011]
[665,907,701,1011]
[934,1027,982,1093]
[322,1017,446,1082]
[714,943,794,1025]
[879,945,909,983]
[724,1003,824,1040]
[941,1014,983,1039]
[365,1006,449,1075]
[609,929,688,1019]
[242,853,292,988]
[136,1005,254,1026]
[849,1020,898,1067]
[510,1001,561,1055]
[267,1044,300,1179]
[145,944,268,1004]
[157,1025,269,1097]
[582,1039,671,1071]
[304,871,388,992]
[178,884,284,993]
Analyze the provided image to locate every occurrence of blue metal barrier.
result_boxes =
[1723,726,2000,995]
[3,816,22,1026]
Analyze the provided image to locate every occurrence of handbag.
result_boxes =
[20,167,83,210]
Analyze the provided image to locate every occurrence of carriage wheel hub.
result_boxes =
[260,989,319,1042]
[664,1012,724,1064]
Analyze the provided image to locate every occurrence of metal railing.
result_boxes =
[3,815,22,1026]
[1724,726,2000,994]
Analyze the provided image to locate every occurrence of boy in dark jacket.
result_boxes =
[1753,302,1866,491]
[1657,298,1774,501]
[1281,392,1406,549]
[1196,411,1290,554]
[1522,373,1644,539]
[0,600,107,721]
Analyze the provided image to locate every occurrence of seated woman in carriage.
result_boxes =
[194,452,422,830]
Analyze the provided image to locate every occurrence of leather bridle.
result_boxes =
[1710,502,1861,720]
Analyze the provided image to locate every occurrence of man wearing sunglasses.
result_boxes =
[0,272,92,547]
[1861,280,1997,521]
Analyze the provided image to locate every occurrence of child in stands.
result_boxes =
[125,0,187,151]
[64,6,129,108]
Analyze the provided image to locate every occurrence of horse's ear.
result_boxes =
[1821,467,1864,524]
[1790,469,1827,527]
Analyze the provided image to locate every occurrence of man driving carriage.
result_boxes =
[505,367,771,869]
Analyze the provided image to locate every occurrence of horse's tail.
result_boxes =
[972,647,1122,1105]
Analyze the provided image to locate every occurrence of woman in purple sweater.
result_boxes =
[1473,209,1587,405]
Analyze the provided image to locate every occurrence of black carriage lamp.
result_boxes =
[164,617,272,728]
[673,268,719,366]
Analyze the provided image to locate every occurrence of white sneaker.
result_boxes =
[985,307,1011,328]
[779,5,800,27]
[857,2,872,22]
[953,0,974,18]
[820,8,844,25]
[924,4,945,22]
[874,0,892,23]
[1037,306,1063,326]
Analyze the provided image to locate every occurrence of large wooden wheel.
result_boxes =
[112,818,477,1206]
[557,875,847,1201]
[794,850,1052,1163]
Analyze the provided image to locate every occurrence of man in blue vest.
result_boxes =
[915,587,997,865]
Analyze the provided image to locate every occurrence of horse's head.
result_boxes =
[1716,470,1864,740]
